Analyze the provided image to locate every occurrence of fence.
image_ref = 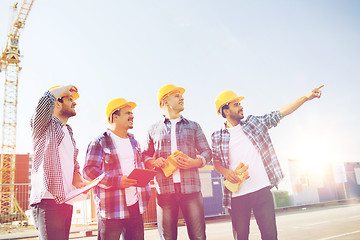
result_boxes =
[71,175,225,229]
[71,184,169,227]
[0,183,29,224]
[2,173,359,228]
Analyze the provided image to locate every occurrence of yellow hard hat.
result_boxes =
[157,84,185,108]
[48,85,80,100]
[106,98,136,123]
[215,90,244,115]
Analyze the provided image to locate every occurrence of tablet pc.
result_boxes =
[128,168,157,187]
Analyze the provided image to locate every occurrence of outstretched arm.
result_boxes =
[279,85,324,117]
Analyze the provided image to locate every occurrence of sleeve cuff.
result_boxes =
[144,156,153,163]
[276,110,284,119]
[197,155,207,168]
[113,175,122,188]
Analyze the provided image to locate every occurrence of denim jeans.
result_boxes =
[229,186,277,240]
[97,201,144,240]
[156,184,206,240]
[32,199,73,240]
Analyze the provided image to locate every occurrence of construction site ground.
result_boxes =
[0,199,359,240]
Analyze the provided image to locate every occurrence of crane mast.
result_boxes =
[0,0,33,218]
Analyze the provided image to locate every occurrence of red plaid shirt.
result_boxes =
[83,131,150,219]
[30,91,80,205]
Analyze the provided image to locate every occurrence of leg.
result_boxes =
[229,195,252,240]
[64,203,73,238]
[179,191,206,240]
[34,199,73,240]
[252,187,278,240]
[123,202,144,240]
[156,192,180,240]
[97,216,124,240]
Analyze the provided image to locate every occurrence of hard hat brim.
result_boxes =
[48,85,80,100]
[158,86,185,108]
[217,96,245,115]
[107,101,136,123]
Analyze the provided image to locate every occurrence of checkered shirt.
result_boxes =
[30,91,80,205]
[142,115,212,194]
[83,131,150,219]
[211,111,285,209]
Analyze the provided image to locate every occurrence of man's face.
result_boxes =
[163,91,184,112]
[59,96,77,118]
[227,100,244,121]
[114,106,134,129]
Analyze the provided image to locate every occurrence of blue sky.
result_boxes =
[1,0,359,191]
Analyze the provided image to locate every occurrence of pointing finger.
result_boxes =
[315,85,324,90]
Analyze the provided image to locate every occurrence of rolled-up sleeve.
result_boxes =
[256,111,283,129]
[195,122,212,165]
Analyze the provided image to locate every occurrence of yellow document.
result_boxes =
[224,163,249,193]
[161,150,187,177]
[224,180,241,193]
[161,154,178,177]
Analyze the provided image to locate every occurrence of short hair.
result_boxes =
[221,104,229,118]
[110,109,120,123]
[57,97,64,103]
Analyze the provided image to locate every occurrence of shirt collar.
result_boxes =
[221,120,244,133]
[105,129,134,139]
[53,115,67,126]
[163,115,188,124]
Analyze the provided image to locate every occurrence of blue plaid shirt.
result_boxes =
[143,115,212,194]
[83,131,150,219]
[211,111,285,209]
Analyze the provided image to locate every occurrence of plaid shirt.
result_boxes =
[142,115,212,194]
[30,91,80,205]
[211,111,285,209]
[83,131,150,219]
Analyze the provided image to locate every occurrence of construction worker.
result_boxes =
[211,85,324,240]
[143,84,212,240]
[30,85,87,240]
[83,98,150,240]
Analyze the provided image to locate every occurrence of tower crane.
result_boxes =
[0,0,34,219]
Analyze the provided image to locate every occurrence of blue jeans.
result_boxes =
[229,186,277,240]
[156,184,206,240]
[97,201,144,240]
[32,199,73,240]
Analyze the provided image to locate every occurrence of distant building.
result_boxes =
[344,162,360,198]
[287,159,355,206]
[288,159,320,205]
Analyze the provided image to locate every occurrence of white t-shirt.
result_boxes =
[110,132,138,206]
[43,126,75,203]
[170,118,182,183]
[227,124,270,197]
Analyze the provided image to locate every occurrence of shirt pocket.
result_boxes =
[102,148,114,166]
[179,126,195,146]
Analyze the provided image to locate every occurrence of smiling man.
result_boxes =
[211,85,324,240]
[143,84,212,240]
[30,85,87,240]
[83,98,150,240]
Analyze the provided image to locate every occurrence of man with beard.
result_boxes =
[211,85,323,240]
[30,85,87,240]
[83,98,150,240]
[143,84,212,240]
